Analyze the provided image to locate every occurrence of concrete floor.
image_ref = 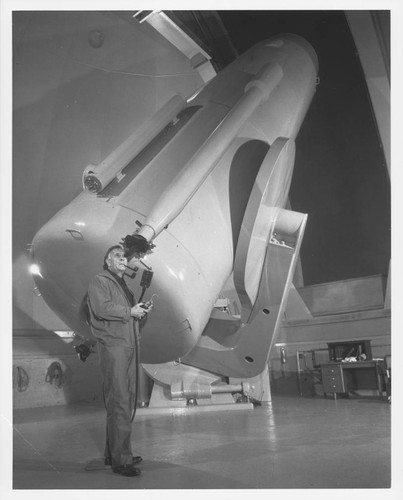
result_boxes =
[11,394,392,495]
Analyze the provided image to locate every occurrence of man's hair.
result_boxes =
[103,245,124,270]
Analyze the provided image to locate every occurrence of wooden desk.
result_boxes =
[320,360,385,399]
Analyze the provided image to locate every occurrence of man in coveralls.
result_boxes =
[87,238,151,477]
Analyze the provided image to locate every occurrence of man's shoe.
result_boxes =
[105,455,142,466]
[112,464,141,477]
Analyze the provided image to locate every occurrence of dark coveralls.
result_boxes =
[87,269,139,468]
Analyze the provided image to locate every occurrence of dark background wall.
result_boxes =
[219,10,391,285]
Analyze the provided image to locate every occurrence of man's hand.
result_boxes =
[130,303,150,319]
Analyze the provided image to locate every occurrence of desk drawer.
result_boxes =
[321,365,346,393]
[321,365,341,375]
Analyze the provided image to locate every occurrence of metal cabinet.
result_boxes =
[321,363,346,397]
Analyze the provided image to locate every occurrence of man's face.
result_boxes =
[107,249,127,275]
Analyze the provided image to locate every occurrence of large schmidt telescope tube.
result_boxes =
[82,94,186,193]
[139,63,284,242]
